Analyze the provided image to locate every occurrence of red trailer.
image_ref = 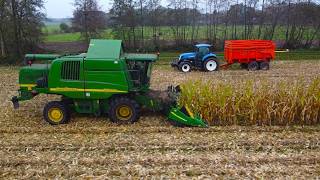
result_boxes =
[223,40,276,70]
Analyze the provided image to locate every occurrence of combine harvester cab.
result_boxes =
[11,39,207,128]
[222,40,276,71]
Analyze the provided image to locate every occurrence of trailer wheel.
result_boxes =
[248,61,259,71]
[108,97,140,124]
[179,62,191,72]
[204,58,219,71]
[43,101,70,125]
[240,63,248,69]
[259,61,270,70]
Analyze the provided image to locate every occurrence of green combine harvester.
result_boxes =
[11,39,207,127]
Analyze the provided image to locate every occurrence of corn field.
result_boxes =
[180,78,320,126]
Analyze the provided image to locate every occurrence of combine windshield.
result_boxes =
[123,53,157,90]
[126,61,152,89]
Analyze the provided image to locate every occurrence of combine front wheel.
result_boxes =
[43,101,70,125]
[108,97,140,124]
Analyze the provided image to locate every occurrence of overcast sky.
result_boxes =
[43,0,112,18]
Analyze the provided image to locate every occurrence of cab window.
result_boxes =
[198,47,210,59]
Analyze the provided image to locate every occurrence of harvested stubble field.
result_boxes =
[1,60,320,178]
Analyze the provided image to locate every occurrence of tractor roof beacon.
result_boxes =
[11,39,207,127]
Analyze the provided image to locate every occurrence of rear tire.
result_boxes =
[204,58,219,71]
[179,62,191,72]
[108,97,140,124]
[43,101,70,125]
[248,61,259,71]
[259,61,270,70]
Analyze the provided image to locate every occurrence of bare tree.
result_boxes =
[263,0,283,40]
[110,0,138,48]
[72,0,107,43]
[0,0,44,62]
[0,0,7,57]
[136,0,146,48]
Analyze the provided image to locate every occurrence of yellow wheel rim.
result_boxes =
[48,107,64,122]
[116,105,133,121]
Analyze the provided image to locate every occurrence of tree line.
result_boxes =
[109,0,320,50]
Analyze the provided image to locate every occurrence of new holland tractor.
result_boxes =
[171,44,219,72]
[11,39,207,127]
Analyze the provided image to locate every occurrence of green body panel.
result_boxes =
[83,58,129,99]
[19,64,50,84]
[86,39,122,59]
[47,57,85,98]
[73,99,101,115]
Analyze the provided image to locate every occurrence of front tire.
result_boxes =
[179,62,191,72]
[43,101,70,125]
[108,97,140,124]
[204,58,219,71]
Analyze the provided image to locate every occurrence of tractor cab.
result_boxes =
[195,44,212,61]
[171,43,219,72]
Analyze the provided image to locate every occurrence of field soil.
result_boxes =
[39,42,88,53]
[1,60,320,178]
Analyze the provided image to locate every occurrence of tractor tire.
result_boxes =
[179,62,191,72]
[248,61,259,71]
[259,61,270,70]
[204,58,219,71]
[43,101,70,125]
[240,63,248,69]
[108,97,140,124]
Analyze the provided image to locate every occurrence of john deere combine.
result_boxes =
[12,39,207,127]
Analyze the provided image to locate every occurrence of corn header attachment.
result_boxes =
[138,86,208,127]
[11,39,207,128]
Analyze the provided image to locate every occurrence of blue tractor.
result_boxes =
[171,44,219,72]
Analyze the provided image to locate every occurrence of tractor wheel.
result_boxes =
[108,97,140,124]
[240,63,248,69]
[179,62,191,72]
[259,61,270,70]
[204,58,219,71]
[43,101,70,125]
[248,61,259,71]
